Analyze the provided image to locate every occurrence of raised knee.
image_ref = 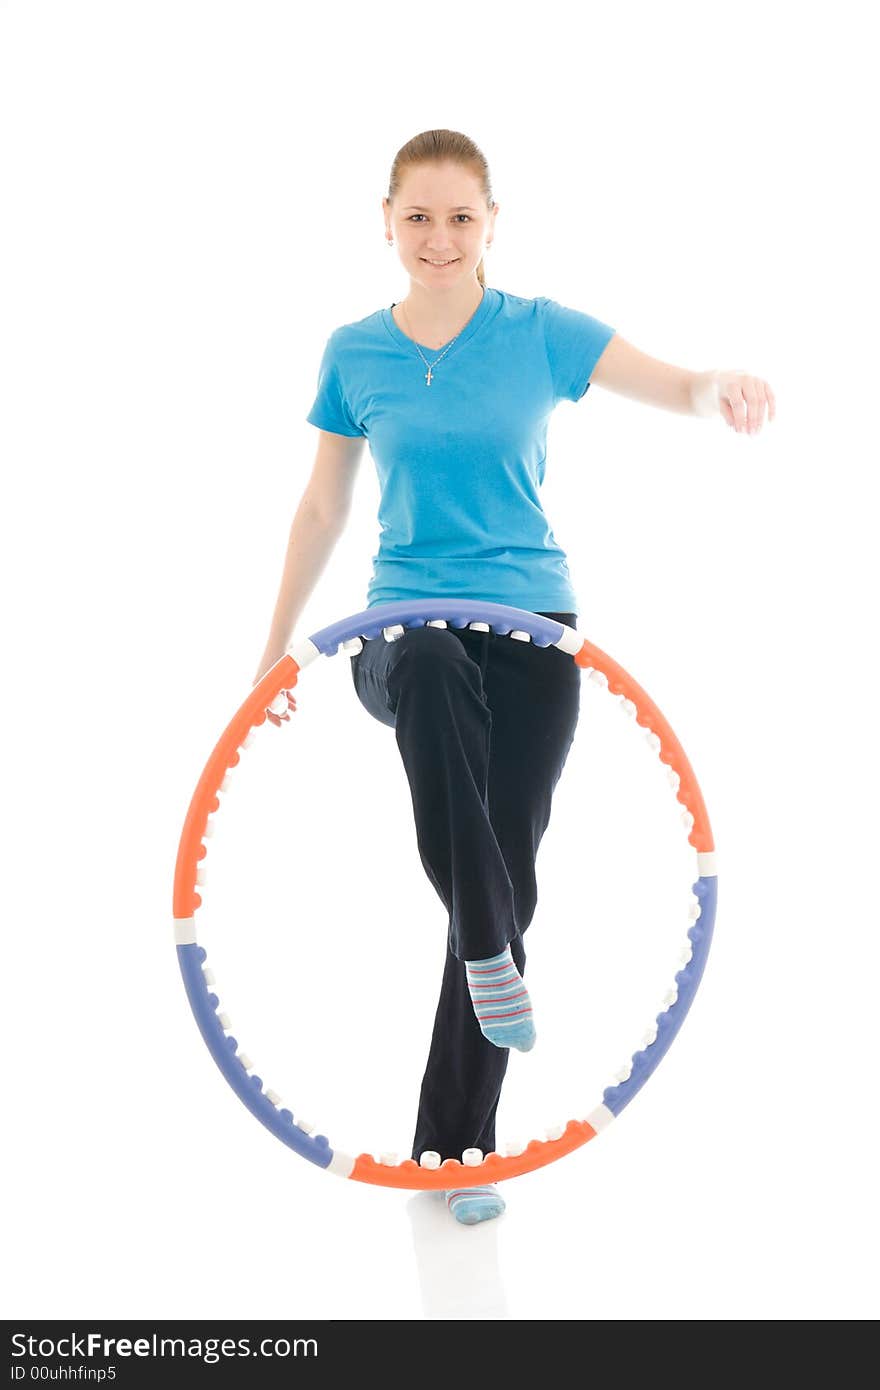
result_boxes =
[391,625,479,691]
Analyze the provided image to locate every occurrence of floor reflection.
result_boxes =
[405,1190,510,1320]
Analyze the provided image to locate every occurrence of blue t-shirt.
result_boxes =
[305,285,615,612]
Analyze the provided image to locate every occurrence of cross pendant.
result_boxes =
[425,366,433,386]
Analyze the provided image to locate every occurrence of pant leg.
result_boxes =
[351,622,518,961]
[483,612,582,937]
[410,931,526,1163]
[408,612,582,1161]
[350,611,581,1161]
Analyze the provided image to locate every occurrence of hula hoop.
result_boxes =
[173,600,717,1189]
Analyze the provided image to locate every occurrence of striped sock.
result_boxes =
[465,945,536,1051]
[444,1184,506,1225]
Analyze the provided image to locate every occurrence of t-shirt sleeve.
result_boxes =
[538,297,616,403]
[305,333,365,437]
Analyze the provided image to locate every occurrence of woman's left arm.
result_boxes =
[590,333,776,435]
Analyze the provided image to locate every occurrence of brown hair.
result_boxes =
[386,129,494,287]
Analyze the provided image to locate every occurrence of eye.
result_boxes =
[407,214,472,223]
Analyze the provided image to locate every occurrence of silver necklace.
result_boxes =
[396,289,485,386]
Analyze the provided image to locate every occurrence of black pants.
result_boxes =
[350,611,580,1163]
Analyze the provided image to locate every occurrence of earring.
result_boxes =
[386,238,394,246]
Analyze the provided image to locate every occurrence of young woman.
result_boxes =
[253,129,774,1226]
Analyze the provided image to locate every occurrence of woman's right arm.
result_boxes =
[253,429,366,686]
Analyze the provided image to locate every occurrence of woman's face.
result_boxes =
[385,162,495,290]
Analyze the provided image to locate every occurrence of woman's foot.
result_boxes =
[444,1184,506,1224]
[465,945,536,1050]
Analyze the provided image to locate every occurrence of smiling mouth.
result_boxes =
[421,258,459,266]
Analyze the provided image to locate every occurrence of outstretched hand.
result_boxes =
[692,369,776,434]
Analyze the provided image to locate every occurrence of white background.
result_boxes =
[2,0,877,1322]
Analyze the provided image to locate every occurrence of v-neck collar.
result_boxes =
[382,285,495,361]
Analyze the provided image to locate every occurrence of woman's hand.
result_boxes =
[253,645,297,728]
[691,369,776,434]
